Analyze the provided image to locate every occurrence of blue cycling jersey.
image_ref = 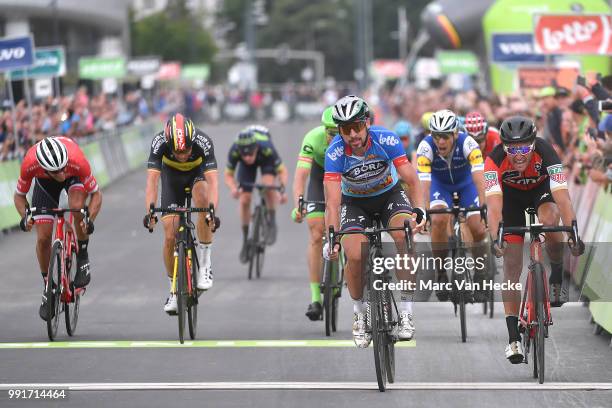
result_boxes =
[415,132,484,186]
[324,127,408,197]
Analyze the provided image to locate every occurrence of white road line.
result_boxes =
[1,382,611,391]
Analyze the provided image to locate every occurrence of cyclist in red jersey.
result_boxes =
[465,111,501,158]
[13,136,102,320]
[484,116,583,364]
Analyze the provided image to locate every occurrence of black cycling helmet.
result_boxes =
[499,116,537,144]
[237,129,257,155]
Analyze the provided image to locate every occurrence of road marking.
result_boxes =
[0,382,610,391]
[0,339,416,349]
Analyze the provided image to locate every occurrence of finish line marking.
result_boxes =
[0,340,416,349]
[0,382,610,391]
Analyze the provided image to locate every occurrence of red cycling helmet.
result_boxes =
[465,111,488,141]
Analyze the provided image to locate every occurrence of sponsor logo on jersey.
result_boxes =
[345,160,387,181]
[152,134,165,154]
[194,135,212,153]
[327,145,344,161]
[484,171,499,190]
[379,135,399,146]
[502,170,543,185]
[302,144,314,154]
[547,164,567,184]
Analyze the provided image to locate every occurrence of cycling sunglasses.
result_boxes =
[431,132,453,141]
[338,121,366,135]
[503,143,534,155]
[46,168,66,176]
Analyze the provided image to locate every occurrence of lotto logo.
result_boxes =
[379,135,399,146]
[327,146,344,161]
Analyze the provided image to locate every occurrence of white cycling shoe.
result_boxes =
[197,265,213,290]
[352,312,372,348]
[505,340,524,364]
[164,293,177,315]
[396,311,415,341]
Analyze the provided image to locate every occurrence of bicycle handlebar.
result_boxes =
[297,194,326,215]
[427,204,488,223]
[26,206,90,223]
[148,203,215,233]
[327,219,414,255]
[498,220,578,245]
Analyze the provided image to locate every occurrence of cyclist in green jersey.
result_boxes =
[292,107,337,320]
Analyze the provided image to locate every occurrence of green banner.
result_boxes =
[436,51,479,75]
[80,142,110,187]
[181,64,210,80]
[9,47,65,80]
[121,128,149,170]
[0,160,21,229]
[79,57,126,79]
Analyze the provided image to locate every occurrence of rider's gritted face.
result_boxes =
[339,121,369,152]
[432,129,457,156]
[46,168,67,182]
[504,142,534,172]
[240,146,258,165]
[173,147,192,163]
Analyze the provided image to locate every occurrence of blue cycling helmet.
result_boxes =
[394,120,412,138]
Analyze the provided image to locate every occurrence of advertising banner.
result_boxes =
[517,66,579,90]
[79,57,126,79]
[436,51,479,75]
[157,62,181,80]
[369,60,406,79]
[9,47,65,80]
[491,33,546,63]
[181,64,210,80]
[533,14,612,55]
[0,35,34,72]
[0,160,21,230]
[80,141,110,187]
[127,57,161,77]
[121,128,149,170]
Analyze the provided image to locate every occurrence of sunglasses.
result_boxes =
[240,149,257,157]
[46,168,65,176]
[503,143,534,155]
[431,132,453,141]
[339,121,366,135]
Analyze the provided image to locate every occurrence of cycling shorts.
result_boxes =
[32,177,83,224]
[161,167,205,211]
[306,163,325,217]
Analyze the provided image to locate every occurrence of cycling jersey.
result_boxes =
[148,128,217,173]
[16,136,98,195]
[482,127,501,158]
[324,127,408,197]
[226,139,282,174]
[484,137,568,195]
[415,132,484,185]
[297,126,330,169]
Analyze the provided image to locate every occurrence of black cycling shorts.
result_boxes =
[502,181,556,236]
[161,167,205,210]
[237,162,277,193]
[340,183,413,231]
[306,163,325,216]
[32,177,83,223]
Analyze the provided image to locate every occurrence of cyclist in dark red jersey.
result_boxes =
[465,111,501,158]
[13,136,102,320]
[484,116,584,364]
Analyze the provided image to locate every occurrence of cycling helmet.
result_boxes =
[237,129,257,154]
[247,124,270,137]
[321,106,336,129]
[164,113,195,152]
[499,116,537,144]
[332,95,370,125]
[429,109,458,133]
[465,111,488,140]
[36,137,68,172]
[421,111,434,131]
[394,120,412,138]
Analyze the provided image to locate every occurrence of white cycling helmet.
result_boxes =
[36,137,68,172]
[332,95,370,125]
[429,109,458,133]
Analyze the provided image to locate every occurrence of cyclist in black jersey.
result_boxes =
[143,114,219,314]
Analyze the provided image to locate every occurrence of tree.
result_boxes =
[131,0,217,63]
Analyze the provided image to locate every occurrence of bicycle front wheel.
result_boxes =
[534,262,546,384]
[256,209,266,279]
[177,242,187,344]
[64,240,80,336]
[370,287,387,392]
[188,245,198,340]
[323,259,332,336]
[47,241,63,341]
[383,288,395,384]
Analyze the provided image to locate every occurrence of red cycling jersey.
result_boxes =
[15,137,99,195]
[482,127,501,158]
[484,137,567,194]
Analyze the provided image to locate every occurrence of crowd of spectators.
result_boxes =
[379,74,612,188]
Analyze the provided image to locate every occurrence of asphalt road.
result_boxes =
[0,121,611,407]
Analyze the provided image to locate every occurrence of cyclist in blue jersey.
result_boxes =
[323,95,426,348]
[415,109,488,302]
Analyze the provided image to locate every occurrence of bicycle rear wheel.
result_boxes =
[47,241,63,341]
[64,241,80,336]
[177,242,187,344]
[534,262,546,384]
[188,245,198,340]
